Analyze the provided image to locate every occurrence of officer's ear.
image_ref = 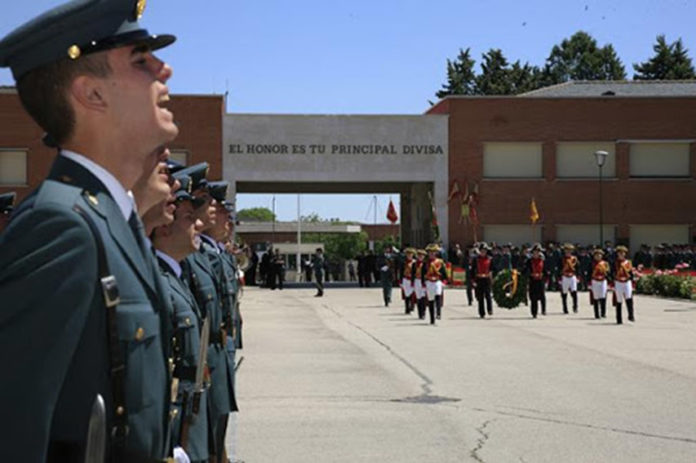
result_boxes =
[70,73,108,114]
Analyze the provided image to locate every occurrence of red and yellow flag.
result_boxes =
[530,198,540,224]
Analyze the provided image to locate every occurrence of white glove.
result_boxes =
[173,446,191,463]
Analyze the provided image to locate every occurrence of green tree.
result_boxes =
[542,31,626,84]
[476,49,513,95]
[633,35,696,80]
[508,60,543,94]
[324,231,369,260]
[236,207,275,222]
[435,48,477,99]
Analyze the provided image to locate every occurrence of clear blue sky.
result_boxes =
[2,0,695,222]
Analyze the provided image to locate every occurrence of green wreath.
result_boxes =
[492,269,528,309]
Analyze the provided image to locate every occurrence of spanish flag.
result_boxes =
[530,198,540,224]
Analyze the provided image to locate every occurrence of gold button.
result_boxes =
[170,408,179,419]
[67,44,81,59]
[116,405,125,416]
[135,327,145,341]
[185,317,191,326]
[207,293,212,301]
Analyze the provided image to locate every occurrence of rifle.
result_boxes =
[180,315,210,451]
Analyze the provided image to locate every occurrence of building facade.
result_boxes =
[2,81,695,253]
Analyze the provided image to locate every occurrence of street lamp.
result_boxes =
[594,150,609,247]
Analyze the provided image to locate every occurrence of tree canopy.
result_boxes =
[432,30,696,99]
[236,207,276,222]
[633,35,696,80]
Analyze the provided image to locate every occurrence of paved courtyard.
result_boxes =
[230,287,696,462]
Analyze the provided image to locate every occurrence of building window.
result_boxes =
[556,225,616,247]
[169,149,189,166]
[0,149,27,185]
[483,142,542,178]
[556,142,616,178]
[630,142,690,178]
[629,225,689,254]
[483,225,541,246]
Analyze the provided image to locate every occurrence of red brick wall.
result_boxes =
[435,97,696,246]
[0,92,223,201]
[362,224,400,241]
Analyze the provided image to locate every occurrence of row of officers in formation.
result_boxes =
[2,162,244,463]
[0,1,243,462]
[373,242,637,326]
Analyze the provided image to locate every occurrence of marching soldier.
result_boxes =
[424,243,448,324]
[526,243,547,318]
[377,244,396,307]
[400,248,417,313]
[177,163,238,463]
[470,243,494,318]
[0,1,181,461]
[591,248,610,319]
[313,248,326,297]
[613,245,636,324]
[152,175,210,462]
[0,191,15,234]
[412,249,428,319]
[560,243,579,313]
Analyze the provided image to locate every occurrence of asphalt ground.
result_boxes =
[228,287,696,462]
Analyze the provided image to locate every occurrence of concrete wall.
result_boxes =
[223,114,449,245]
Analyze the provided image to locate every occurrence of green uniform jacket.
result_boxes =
[182,250,237,419]
[158,257,209,462]
[0,155,171,462]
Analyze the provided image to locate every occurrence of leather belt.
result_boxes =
[173,365,196,382]
[209,328,227,345]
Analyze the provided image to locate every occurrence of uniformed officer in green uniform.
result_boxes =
[177,164,238,463]
[0,191,16,234]
[153,174,210,462]
[0,1,182,461]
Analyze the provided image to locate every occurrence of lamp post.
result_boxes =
[594,150,609,247]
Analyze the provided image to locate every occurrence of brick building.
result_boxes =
[2,81,696,253]
[428,81,696,251]
[0,89,223,202]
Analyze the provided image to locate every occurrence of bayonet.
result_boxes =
[84,394,106,463]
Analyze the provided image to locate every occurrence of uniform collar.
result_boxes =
[60,149,132,220]
[155,249,182,278]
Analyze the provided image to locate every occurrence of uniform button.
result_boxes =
[135,327,145,341]
[116,405,125,416]
[185,317,191,326]
[170,409,179,419]
[207,293,212,301]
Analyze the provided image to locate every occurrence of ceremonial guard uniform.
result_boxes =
[153,175,209,462]
[591,249,610,319]
[526,244,547,318]
[613,245,635,324]
[0,1,179,461]
[0,191,15,234]
[423,244,447,324]
[400,248,417,314]
[470,243,493,318]
[560,243,579,313]
[412,249,428,319]
[178,164,238,462]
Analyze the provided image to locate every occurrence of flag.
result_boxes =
[428,191,440,239]
[386,199,398,224]
[469,183,480,226]
[530,197,540,224]
[459,182,470,224]
[448,180,461,202]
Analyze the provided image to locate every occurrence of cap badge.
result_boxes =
[67,45,81,60]
[135,0,147,20]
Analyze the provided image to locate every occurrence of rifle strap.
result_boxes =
[73,204,128,458]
